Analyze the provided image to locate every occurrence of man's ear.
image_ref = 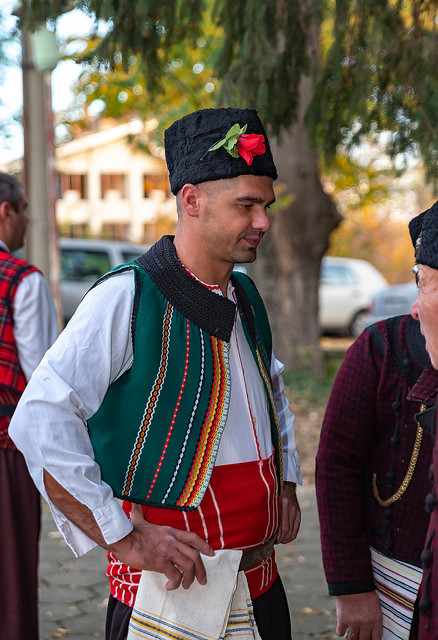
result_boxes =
[0,201,10,221]
[180,184,202,218]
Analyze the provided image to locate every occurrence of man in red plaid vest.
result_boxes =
[0,172,57,639]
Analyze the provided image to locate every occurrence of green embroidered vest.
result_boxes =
[87,236,283,510]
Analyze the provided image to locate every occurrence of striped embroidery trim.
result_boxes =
[122,303,173,497]
[251,305,271,370]
[225,599,257,635]
[145,318,191,502]
[161,328,206,504]
[178,337,230,508]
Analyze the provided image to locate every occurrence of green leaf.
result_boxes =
[224,123,242,140]
[225,135,239,150]
[208,139,226,151]
[226,146,240,158]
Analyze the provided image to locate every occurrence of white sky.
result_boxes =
[0,0,98,164]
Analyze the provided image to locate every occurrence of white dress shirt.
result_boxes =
[0,240,58,382]
[10,270,301,557]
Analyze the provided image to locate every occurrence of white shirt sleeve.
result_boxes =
[9,271,136,556]
[271,354,302,485]
[13,271,58,381]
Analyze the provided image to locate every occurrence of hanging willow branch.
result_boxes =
[307,0,438,184]
[17,0,438,184]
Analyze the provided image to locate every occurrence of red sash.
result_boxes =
[108,452,279,606]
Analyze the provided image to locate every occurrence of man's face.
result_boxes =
[412,263,438,368]
[197,174,275,266]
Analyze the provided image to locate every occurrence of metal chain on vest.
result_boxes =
[372,403,426,507]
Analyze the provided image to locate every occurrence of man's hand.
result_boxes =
[276,481,301,543]
[43,470,214,592]
[108,504,215,591]
[335,592,383,640]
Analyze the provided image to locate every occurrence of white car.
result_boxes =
[319,256,388,336]
[60,238,150,322]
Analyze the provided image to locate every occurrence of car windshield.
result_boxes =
[61,249,111,281]
[320,264,357,285]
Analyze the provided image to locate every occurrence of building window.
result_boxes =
[59,174,87,199]
[101,174,126,198]
[59,224,90,238]
[101,223,129,241]
[143,174,170,198]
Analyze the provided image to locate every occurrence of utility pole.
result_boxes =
[21,24,62,327]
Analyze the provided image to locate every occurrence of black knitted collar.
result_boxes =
[136,235,250,342]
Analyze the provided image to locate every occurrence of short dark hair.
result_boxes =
[0,172,23,212]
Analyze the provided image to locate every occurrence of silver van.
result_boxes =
[60,238,150,322]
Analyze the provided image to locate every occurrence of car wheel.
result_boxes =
[349,310,367,337]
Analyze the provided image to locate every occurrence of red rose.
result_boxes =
[237,133,266,165]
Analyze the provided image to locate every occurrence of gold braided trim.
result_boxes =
[372,404,426,507]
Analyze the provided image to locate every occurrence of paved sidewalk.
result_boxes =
[38,484,338,639]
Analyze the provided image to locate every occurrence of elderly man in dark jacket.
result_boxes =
[409,200,438,639]
[316,310,438,640]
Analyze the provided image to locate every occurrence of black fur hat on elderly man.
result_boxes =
[409,200,438,267]
[164,108,278,195]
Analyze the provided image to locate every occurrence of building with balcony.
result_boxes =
[55,118,176,244]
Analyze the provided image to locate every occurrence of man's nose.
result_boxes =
[411,297,419,321]
[253,207,271,232]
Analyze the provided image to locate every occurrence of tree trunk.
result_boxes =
[248,58,342,373]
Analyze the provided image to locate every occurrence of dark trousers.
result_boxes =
[106,575,292,639]
[0,448,41,640]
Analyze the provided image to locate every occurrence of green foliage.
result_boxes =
[308,0,438,185]
[282,351,342,406]
[0,6,19,140]
[212,0,311,136]
[0,9,8,89]
[57,14,221,141]
[19,0,312,138]
[18,0,438,186]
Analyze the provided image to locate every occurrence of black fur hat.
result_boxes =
[409,200,438,266]
[164,108,278,195]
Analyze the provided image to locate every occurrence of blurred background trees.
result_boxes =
[15,0,438,371]
[0,5,20,142]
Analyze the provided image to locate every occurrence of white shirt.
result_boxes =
[0,240,58,382]
[10,271,301,557]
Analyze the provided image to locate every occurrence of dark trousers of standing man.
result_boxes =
[0,448,41,640]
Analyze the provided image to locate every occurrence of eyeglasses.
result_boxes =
[412,264,419,287]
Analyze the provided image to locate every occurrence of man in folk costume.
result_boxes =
[10,108,302,640]
[0,172,58,639]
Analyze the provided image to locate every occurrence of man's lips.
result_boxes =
[243,235,262,248]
